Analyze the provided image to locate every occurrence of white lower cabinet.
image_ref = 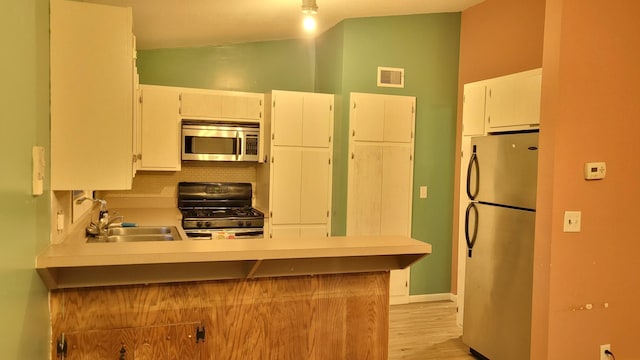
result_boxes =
[137,85,181,171]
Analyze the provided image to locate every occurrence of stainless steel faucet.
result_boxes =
[76,197,123,240]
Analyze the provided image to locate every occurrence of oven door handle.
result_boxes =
[185,232,213,240]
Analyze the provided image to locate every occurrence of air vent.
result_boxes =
[377,67,404,88]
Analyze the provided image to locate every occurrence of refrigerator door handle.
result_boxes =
[465,202,478,258]
[466,145,479,200]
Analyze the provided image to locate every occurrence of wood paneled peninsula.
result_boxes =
[37,211,431,359]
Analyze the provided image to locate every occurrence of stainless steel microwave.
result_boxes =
[182,121,260,162]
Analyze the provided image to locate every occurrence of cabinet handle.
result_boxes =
[352,130,355,137]
[351,153,354,159]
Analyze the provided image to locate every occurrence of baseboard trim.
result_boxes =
[409,293,457,303]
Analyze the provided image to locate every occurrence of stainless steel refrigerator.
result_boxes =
[462,132,539,360]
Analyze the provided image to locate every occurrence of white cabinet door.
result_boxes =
[180,93,222,118]
[381,146,413,235]
[50,0,133,190]
[271,225,328,239]
[300,226,328,238]
[462,83,486,136]
[351,93,414,143]
[271,147,302,225]
[271,226,302,239]
[180,92,262,120]
[300,149,330,224]
[273,91,332,148]
[302,94,332,148]
[273,91,304,146]
[352,94,385,142]
[486,68,542,131]
[383,97,414,143]
[348,144,383,236]
[138,85,181,171]
[271,148,330,226]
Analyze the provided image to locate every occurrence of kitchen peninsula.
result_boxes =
[37,220,431,359]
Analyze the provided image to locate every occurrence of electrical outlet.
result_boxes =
[600,344,611,360]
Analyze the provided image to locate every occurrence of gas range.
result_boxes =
[178,182,264,239]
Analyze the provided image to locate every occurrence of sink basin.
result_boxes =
[107,226,174,236]
[105,234,175,242]
[87,226,182,243]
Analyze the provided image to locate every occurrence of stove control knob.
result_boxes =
[205,221,212,228]
[237,221,245,227]
[196,221,203,228]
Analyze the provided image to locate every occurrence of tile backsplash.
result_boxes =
[98,163,257,208]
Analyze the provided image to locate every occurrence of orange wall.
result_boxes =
[535,0,640,358]
[452,0,545,293]
[457,0,640,358]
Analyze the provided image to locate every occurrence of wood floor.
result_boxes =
[389,301,475,360]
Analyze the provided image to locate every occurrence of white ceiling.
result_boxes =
[85,0,484,50]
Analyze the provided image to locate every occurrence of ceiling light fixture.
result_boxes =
[301,0,318,32]
[301,0,318,15]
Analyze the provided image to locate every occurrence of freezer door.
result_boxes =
[462,203,535,360]
[469,132,538,209]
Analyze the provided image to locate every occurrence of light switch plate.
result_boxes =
[419,186,427,199]
[563,211,581,232]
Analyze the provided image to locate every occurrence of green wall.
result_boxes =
[137,13,461,295]
[138,39,316,93]
[317,14,461,295]
[0,0,51,358]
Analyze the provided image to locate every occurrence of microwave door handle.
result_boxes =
[235,131,240,160]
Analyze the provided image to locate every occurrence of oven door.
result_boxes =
[185,228,264,240]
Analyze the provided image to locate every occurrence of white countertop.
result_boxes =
[36,208,432,289]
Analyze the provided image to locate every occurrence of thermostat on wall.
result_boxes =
[584,161,606,180]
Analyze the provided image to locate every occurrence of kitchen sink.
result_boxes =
[86,226,182,243]
[107,226,175,236]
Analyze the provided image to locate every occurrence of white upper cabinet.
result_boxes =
[351,93,414,143]
[180,91,262,121]
[50,0,134,190]
[462,83,487,136]
[485,68,542,132]
[138,85,181,171]
[272,90,333,148]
